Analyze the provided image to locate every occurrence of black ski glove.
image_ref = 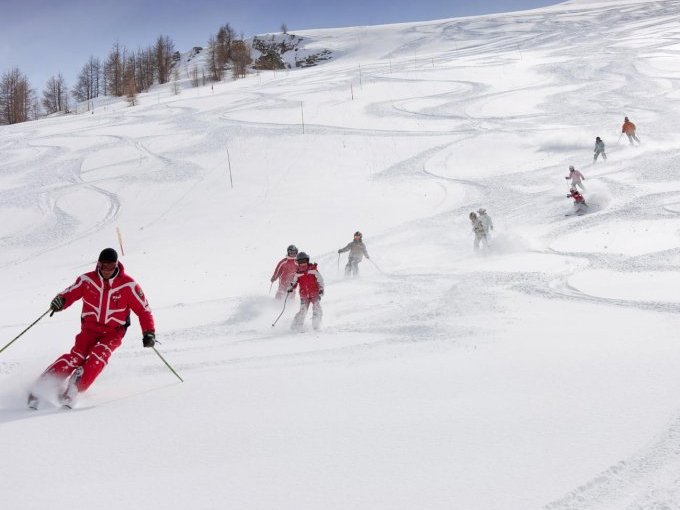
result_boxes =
[50,295,65,312]
[142,331,156,348]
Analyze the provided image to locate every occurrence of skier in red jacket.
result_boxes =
[270,244,298,299]
[567,186,588,215]
[28,248,155,409]
[287,252,325,331]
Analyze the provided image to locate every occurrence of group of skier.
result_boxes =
[564,163,587,214]
[23,115,645,410]
[269,231,371,332]
[564,116,641,215]
[26,232,372,409]
[589,117,640,164]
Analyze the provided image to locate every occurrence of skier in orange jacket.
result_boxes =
[622,117,640,145]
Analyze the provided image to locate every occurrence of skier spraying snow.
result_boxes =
[469,212,488,251]
[338,231,370,277]
[28,248,155,409]
[622,116,641,145]
[565,165,585,190]
[270,244,299,300]
[287,252,324,331]
[477,208,494,239]
[593,136,607,162]
[567,186,588,215]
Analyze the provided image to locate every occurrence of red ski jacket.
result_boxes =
[289,263,324,300]
[622,120,636,134]
[568,189,585,203]
[58,262,155,333]
[271,257,298,286]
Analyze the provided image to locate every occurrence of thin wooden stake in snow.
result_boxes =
[300,102,305,134]
[226,146,234,188]
[116,227,125,256]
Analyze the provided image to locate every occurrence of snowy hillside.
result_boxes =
[3,1,680,509]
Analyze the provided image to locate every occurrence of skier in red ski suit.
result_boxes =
[28,248,155,408]
[271,244,298,300]
[567,187,588,215]
[287,252,324,331]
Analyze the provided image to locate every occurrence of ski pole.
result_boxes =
[368,258,384,274]
[152,346,184,382]
[0,309,51,355]
[337,253,340,275]
[268,281,274,295]
[616,133,623,145]
[271,292,290,327]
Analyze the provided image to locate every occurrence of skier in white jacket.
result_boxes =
[469,212,487,251]
[565,165,585,190]
[477,208,493,238]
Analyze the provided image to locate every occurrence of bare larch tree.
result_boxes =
[42,73,69,114]
[0,67,35,124]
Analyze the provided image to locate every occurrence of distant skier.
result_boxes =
[565,165,585,190]
[469,212,487,251]
[338,231,370,277]
[271,244,298,300]
[287,252,324,331]
[593,136,607,162]
[477,208,494,238]
[28,248,155,409]
[567,186,588,215]
[622,116,641,145]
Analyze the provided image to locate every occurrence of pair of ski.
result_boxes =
[27,366,82,410]
[565,202,596,217]
[27,393,75,411]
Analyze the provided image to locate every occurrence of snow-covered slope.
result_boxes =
[2,1,680,509]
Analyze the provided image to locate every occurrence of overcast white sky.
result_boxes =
[0,0,559,92]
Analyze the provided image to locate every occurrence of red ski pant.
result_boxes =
[42,324,125,392]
